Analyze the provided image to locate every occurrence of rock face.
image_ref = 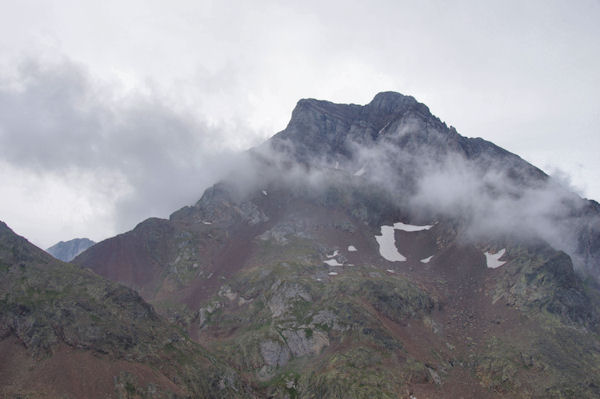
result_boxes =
[46,237,95,261]
[270,91,599,278]
[271,92,545,183]
[68,92,600,398]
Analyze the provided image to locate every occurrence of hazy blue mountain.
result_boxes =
[46,237,95,261]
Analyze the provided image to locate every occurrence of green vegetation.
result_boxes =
[187,235,437,397]
[0,222,254,398]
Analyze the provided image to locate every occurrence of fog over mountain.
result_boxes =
[212,92,600,279]
[0,60,241,247]
[0,1,599,248]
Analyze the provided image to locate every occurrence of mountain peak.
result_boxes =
[271,91,443,163]
[289,97,359,123]
[366,91,418,112]
[47,237,95,262]
[289,91,422,121]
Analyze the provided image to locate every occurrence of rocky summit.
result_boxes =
[4,92,600,398]
[47,237,96,262]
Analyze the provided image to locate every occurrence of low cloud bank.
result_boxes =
[0,58,248,244]
[241,114,600,277]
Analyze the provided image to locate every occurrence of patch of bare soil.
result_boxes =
[0,337,184,399]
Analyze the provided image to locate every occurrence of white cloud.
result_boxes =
[0,59,242,247]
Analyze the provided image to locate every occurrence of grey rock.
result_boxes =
[236,202,269,225]
[197,301,223,327]
[280,328,328,357]
[311,309,346,332]
[268,282,312,318]
[46,238,95,262]
[427,367,442,385]
[258,220,312,244]
[260,340,290,367]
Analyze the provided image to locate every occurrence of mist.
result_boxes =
[1,58,597,271]
[0,58,248,247]
[228,111,600,277]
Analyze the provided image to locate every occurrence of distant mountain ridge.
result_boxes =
[47,237,95,261]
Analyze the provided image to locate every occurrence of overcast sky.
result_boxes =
[0,0,598,249]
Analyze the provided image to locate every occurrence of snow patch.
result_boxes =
[386,269,395,273]
[354,166,365,176]
[335,161,339,170]
[324,259,343,267]
[393,222,433,232]
[326,250,339,258]
[328,272,338,276]
[202,221,212,225]
[347,245,357,252]
[420,255,433,263]
[262,190,268,196]
[375,225,407,262]
[485,248,506,269]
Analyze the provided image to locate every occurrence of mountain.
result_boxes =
[47,237,95,262]
[73,92,600,398]
[0,221,254,398]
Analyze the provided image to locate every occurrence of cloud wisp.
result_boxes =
[345,124,600,275]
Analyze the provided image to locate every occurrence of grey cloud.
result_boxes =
[0,58,240,233]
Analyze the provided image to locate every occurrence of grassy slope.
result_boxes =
[0,221,254,398]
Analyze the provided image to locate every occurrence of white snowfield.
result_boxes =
[420,255,433,263]
[393,222,433,232]
[485,248,506,268]
[386,269,395,273]
[328,271,338,276]
[326,250,340,258]
[354,166,366,176]
[375,225,407,262]
[262,190,268,196]
[324,259,343,267]
[202,221,212,225]
[348,245,357,252]
[375,221,434,262]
